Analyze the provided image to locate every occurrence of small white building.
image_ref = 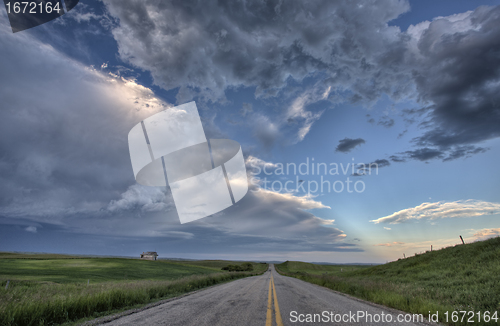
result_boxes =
[140,251,158,261]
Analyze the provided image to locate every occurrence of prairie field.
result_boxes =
[277,261,371,275]
[0,254,267,326]
[276,237,500,326]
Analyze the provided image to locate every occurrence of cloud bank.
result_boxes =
[471,228,500,241]
[0,19,356,255]
[102,1,500,160]
[104,0,411,103]
[371,200,500,224]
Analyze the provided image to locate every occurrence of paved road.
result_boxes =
[103,265,431,326]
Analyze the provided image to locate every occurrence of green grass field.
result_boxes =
[0,254,267,326]
[167,259,268,271]
[276,261,371,275]
[0,253,80,260]
[0,258,221,284]
[276,237,500,326]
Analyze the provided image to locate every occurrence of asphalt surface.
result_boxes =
[102,265,431,326]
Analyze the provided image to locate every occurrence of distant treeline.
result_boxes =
[221,262,254,272]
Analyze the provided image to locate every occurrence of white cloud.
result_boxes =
[254,188,331,210]
[470,228,500,241]
[72,11,101,23]
[373,240,444,260]
[106,185,172,213]
[285,87,327,143]
[62,185,345,249]
[371,200,500,224]
[245,155,278,174]
[63,2,102,24]
[243,84,331,149]
[373,231,499,258]
[373,238,464,257]
[374,241,404,247]
[25,226,37,233]
[406,10,478,59]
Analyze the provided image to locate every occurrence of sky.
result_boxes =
[0,0,499,263]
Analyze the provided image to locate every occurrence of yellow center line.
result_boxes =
[265,271,284,326]
[266,273,272,326]
[271,273,284,326]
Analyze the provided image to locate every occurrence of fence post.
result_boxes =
[5,280,9,289]
[460,235,465,244]
[431,245,433,251]
[403,253,405,258]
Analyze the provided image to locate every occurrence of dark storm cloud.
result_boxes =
[0,22,355,255]
[377,117,395,128]
[0,25,169,223]
[335,138,366,153]
[3,0,500,257]
[390,145,487,163]
[443,146,488,161]
[389,155,406,163]
[372,159,391,168]
[389,148,445,162]
[104,0,411,103]
[104,1,500,160]
[403,6,500,159]
[397,129,408,139]
[352,159,390,176]
[366,114,376,124]
[402,107,430,117]
[404,148,444,161]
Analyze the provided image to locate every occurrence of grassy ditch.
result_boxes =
[276,237,500,326]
